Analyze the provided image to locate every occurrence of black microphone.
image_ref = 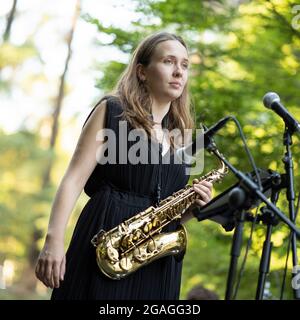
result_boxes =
[175,116,231,164]
[263,92,300,135]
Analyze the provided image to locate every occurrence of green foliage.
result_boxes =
[0,130,53,259]
[0,41,37,69]
[95,60,127,91]
[0,40,39,93]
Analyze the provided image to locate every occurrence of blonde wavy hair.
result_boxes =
[102,31,194,149]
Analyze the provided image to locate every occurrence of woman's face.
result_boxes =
[139,40,189,103]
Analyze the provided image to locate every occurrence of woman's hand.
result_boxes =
[180,179,213,224]
[35,237,66,289]
[192,178,213,207]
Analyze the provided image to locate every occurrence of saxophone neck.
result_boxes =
[212,147,229,177]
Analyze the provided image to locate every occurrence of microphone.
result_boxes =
[263,92,300,135]
[175,116,231,164]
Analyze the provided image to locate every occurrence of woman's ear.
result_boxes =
[136,63,146,82]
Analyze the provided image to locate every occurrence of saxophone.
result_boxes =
[91,148,228,280]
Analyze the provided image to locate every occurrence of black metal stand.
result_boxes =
[255,188,280,300]
[225,172,281,300]
[192,156,300,299]
[225,210,246,300]
[282,128,300,299]
[206,145,300,299]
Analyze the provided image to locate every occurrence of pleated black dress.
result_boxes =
[51,96,190,300]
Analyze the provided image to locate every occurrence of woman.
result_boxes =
[35,31,212,300]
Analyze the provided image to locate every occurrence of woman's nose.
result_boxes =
[173,64,183,77]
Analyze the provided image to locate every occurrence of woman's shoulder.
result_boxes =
[82,95,124,129]
[97,95,126,131]
[101,94,123,109]
[99,95,125,120]
[104,95,124,119]
[90,94,123,112]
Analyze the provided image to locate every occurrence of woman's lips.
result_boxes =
[169,82,181,89]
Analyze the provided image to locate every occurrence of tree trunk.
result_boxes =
[3,0,17,42]
[42,0,81,187]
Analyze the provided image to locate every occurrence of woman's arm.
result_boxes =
[35,99,107,289]
[46,100,107,240]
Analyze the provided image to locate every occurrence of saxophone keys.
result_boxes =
[147,241,156,252]
[121,234,134,249]
[152,217,161,228]
[119,257,132,271]
[143,222,153,233]
[132,229,142,241]
[147,241,161,252]
[107,246,119,262]
[133,246,149,262]
[120,235,129,248]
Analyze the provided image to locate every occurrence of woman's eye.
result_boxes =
[164,59,189,69]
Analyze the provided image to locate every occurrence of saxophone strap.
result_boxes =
[155,142,163,207]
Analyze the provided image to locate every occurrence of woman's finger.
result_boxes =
[60,255,66,281]
[35,261,41,279]
[193,185,211,203]
[38,260,46,282]
[193,184,211,197]
[45,261,54,288]
[53,261,60,288]
[38,261,49,288]
[192,179,212,190]
[200,181,213,190]
[194,180,212,190]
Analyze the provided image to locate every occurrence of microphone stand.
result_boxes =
[225,171,281,300]
[282,127,300,299]
[225,209,246,300]
[225,185,252,300]
[205,143,300,299]
[255,188,280,300]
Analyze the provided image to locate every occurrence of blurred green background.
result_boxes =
[0,0,299,300]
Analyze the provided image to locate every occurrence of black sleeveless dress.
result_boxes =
[51,96,190,300]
